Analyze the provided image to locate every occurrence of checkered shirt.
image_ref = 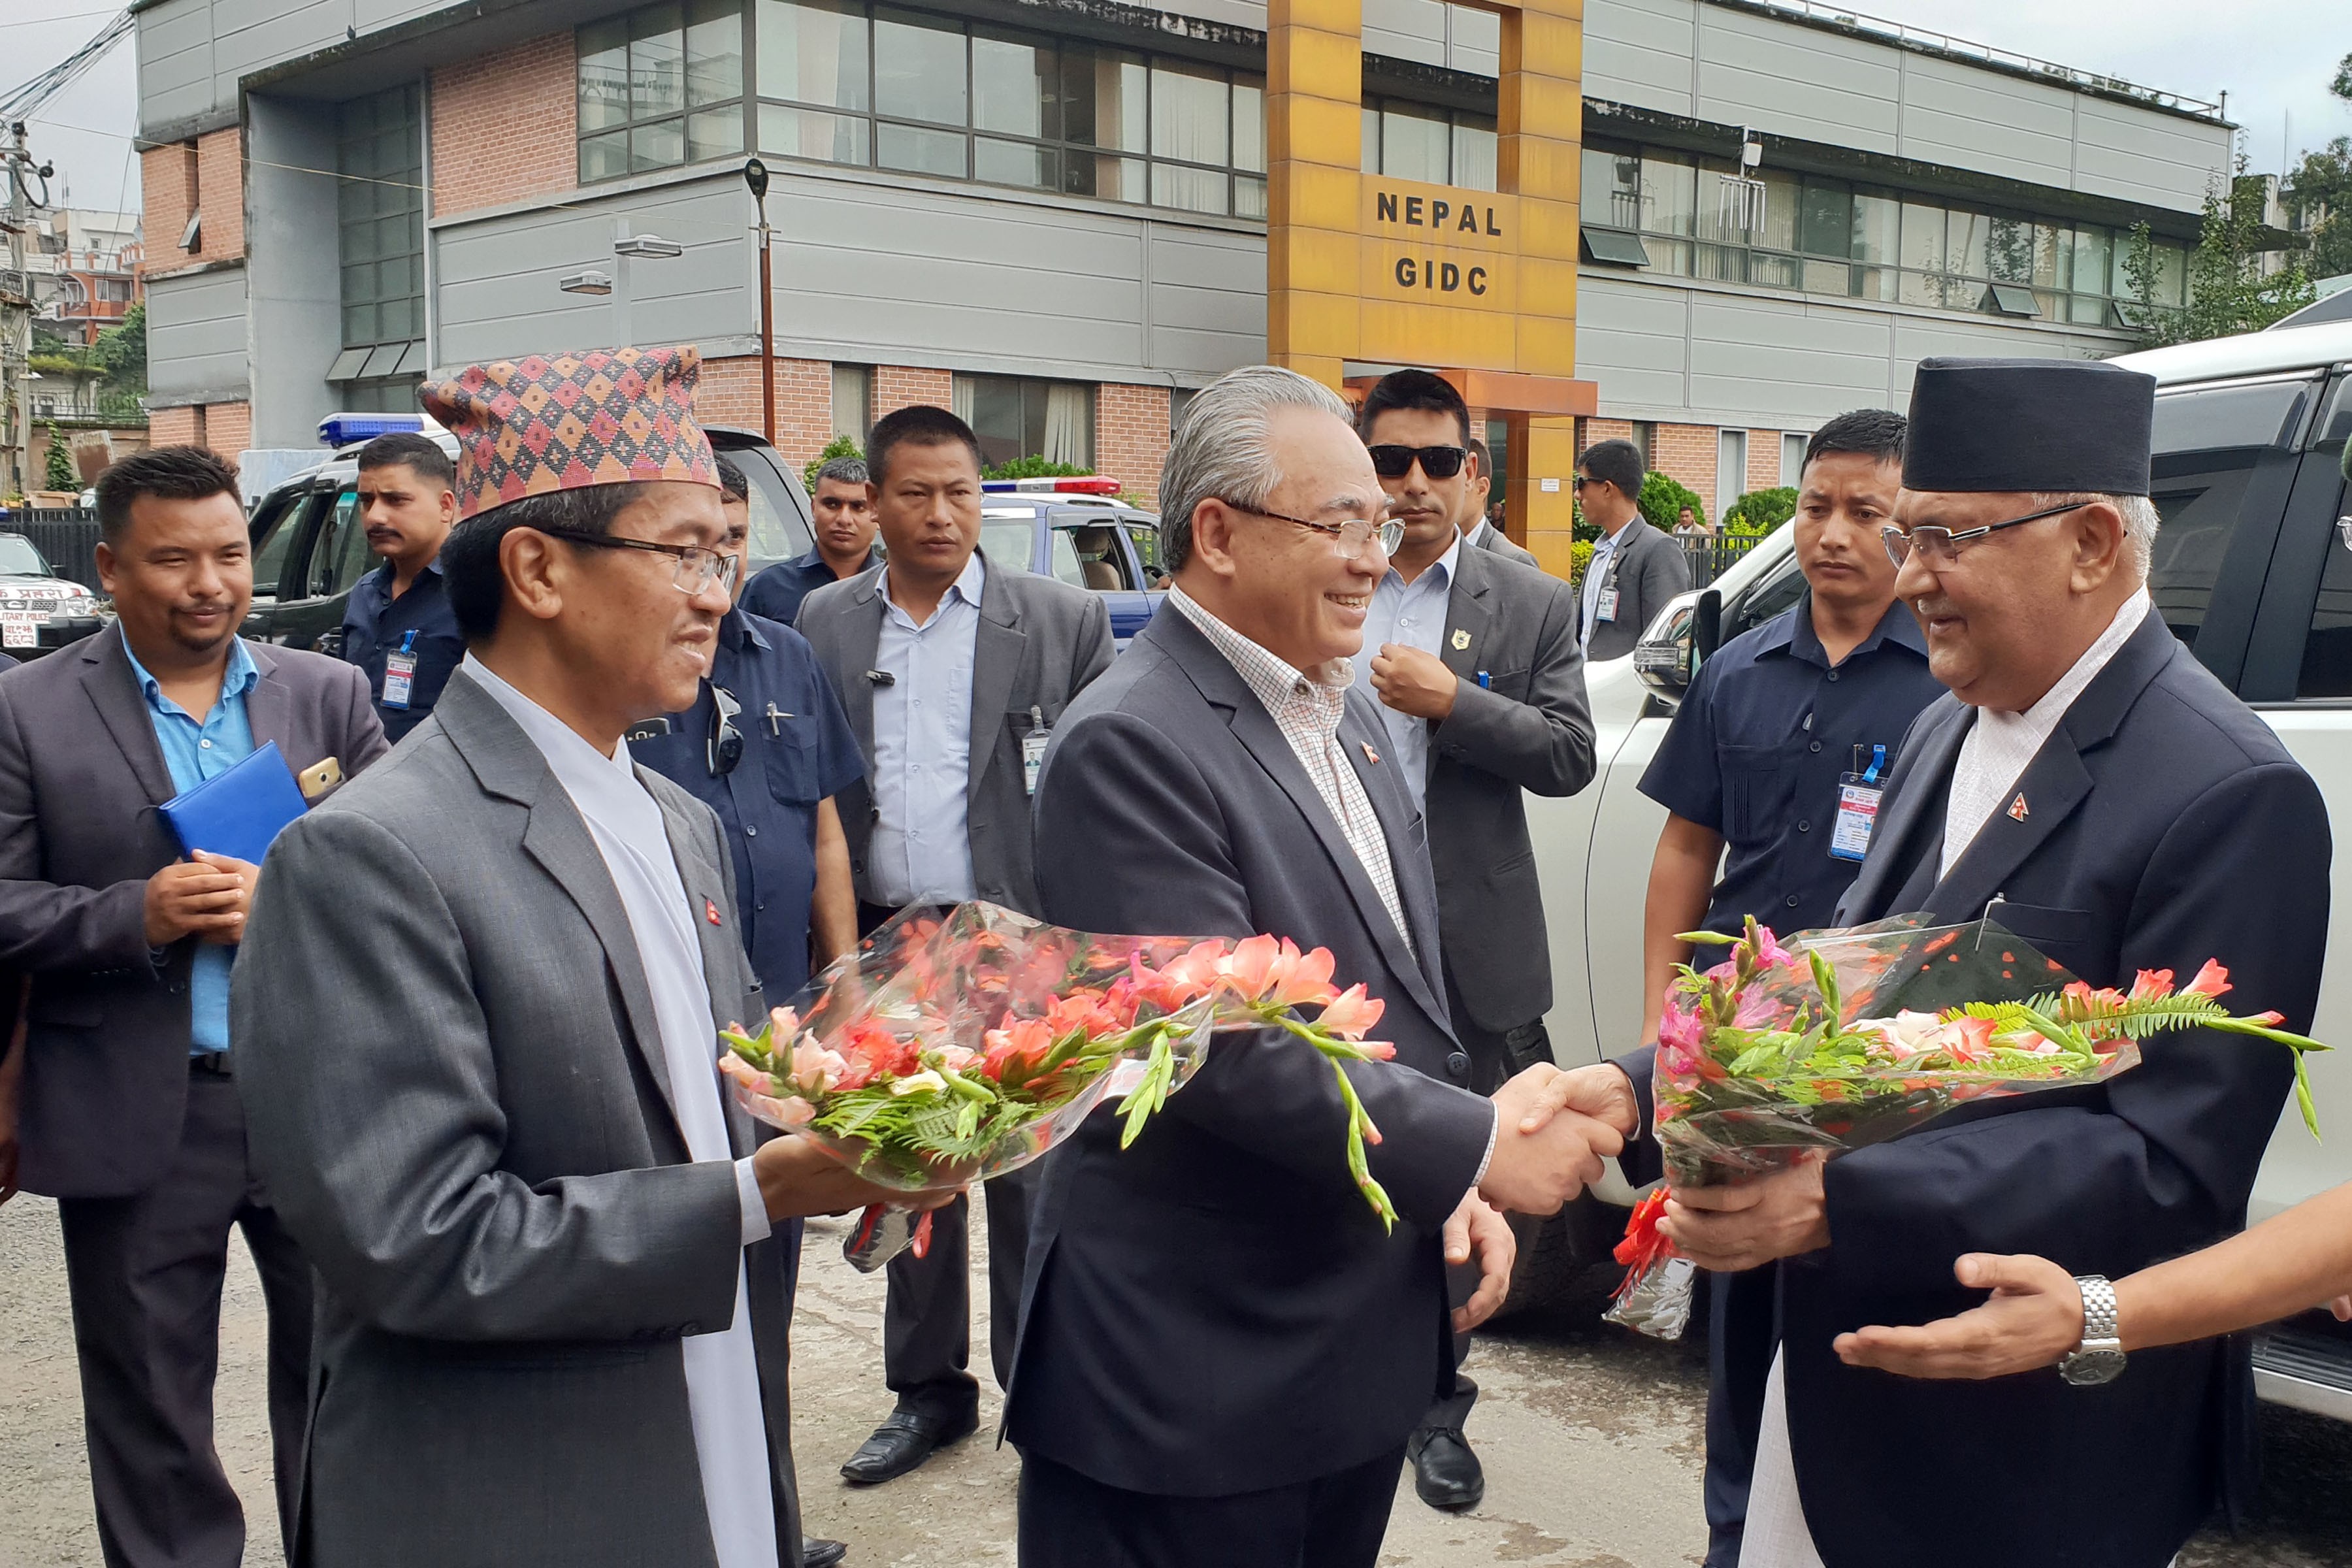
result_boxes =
[1168,587,1414,956]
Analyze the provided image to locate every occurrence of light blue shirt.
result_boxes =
[1580,525,1624,653]
[868,553,985,906]
[122,627,259,1054]
[1351,530,1462,813]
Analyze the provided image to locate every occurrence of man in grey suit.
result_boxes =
[230,346,921,1568]
[794,402,1115,1485]
[1574,438,1691,661]
[1355,369,1597,1510]
[0,445,389,1568]
[1463,436,1539,569]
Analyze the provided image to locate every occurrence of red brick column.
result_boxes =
[431,34,579,217]
[696,356,836,468]
[1746,429,1784,495]
[1094,383,1171,504]
[872,366,953,418]
[150,407,201,448]
[1652,421,1719,519]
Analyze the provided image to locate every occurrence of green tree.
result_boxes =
[1723,486,1798,536]
[981,455,1093,482]
[2287,137,2352,282]
[801,433,862,492]
[1637,470,1705,534]
[92,301,146,391]
[2122,165,2315,347]
[43,422,76,491]
[2333,50,2352,103]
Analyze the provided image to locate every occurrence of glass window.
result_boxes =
[1364,107,1380,174]
[306,491,375,599]
[1583,144,1641,231]
[1233,77,1265,174]
[687,0,744,104]
[1380,103,1449,186]
[874,7,964,125]
[580,19,632,131]
[759,103,868,163]
[1641,150,1695,237]
[1063,48,1145,152]
[630,3,687,122]
[583,0,743,178]
[336,86,424,363]
[1986,215,2034,282]
[956,374,1094,468]
[1946,208,1990,279]
[980,518,1037,572]
[878,120,964,176]
[972,31,1049,138]
[1780,431,1806,486]
[832,364,872,440]
[1900,202,1945,273]
[1058,522,1131,587]
[1125,519,1166,580]
[1152,163,1225,214]
[1852,191,1899,264]
[1797,180,1850,258]
[758,0,868,110]
[1153,61,1228,167]
[248,489,315,598]
[2150,242,2187,308]
[976,138,1055,189]
[1045,527,1088,588]
[2032,221,2065,290]
[1452,115,1495,192]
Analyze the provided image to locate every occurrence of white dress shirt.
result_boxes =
[1580,525,1624,653]
[1465,518,1495,549]
[461,656,778,1568]
[868,553,985,906]
[1939,591,2149,879]
[1351,530,1462,813]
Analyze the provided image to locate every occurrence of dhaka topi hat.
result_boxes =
[1903,357,2156,497]
[420,344,720,523]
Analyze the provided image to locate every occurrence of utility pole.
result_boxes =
[743,158,775,444]
[1,122,35,500]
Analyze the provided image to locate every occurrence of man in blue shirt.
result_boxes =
[340,431,465,741]
[742,455,881,627]
[1633,408,1944,1568]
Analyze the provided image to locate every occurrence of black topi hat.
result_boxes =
[1903,357,2156,497]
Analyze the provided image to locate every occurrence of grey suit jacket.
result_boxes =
[1470,521,1539,570]
[229,671,805,1568]
[0,629,387,1198]
[1425,547,1595,1031]
[794,558,1115,915]
[1576,519,1691,662]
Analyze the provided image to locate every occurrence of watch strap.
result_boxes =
[2075,1274,2120,1348]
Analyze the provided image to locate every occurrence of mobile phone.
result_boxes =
[297,757,344,801]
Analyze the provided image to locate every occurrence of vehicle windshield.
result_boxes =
[0,534,52,578]
[721,447,815,570]
[980,520,1035,572]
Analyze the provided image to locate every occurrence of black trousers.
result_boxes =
[55,1071,311,1568]
[1703,1266,1782,1568]
[881,1164,1038,1422]
[1017,1445,1406,1568]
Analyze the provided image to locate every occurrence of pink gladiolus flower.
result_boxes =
[1318,983,1386,1040]
[1733,990,1789,1030]
[1263,939,1341,1008]
[772,1094,816,1126]
[1355,1040,1398,1060]
[981,1017,1055,1079]
[1658,1002,1705,1054]
[1221,933,1284,999]
[2185,959,2233,1000]
[768,1005,801,1040]
[789,1036,851,1093]
[1752,926,1797,971]
[936,1045,979,1072]
[2129,969,2176,1002]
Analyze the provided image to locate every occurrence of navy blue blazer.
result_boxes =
[1620,610,2329,1568]
[1004,602,1497,1499]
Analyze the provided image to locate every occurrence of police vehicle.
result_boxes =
[1515,319,2352,1418]
[240,412,816,653]
[975,476,1166,647]
[0,532,105,658]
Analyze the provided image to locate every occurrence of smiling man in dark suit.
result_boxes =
[1007,365,1636,1568]
[0,445,389,1568]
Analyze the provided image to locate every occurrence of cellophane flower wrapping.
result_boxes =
[720,901,1406,1267]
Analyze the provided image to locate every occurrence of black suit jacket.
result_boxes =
[1619,611,2328,1568]
[1426,546,1594,1032]
[0,630,389,1197]
[1004,603,1497,1497]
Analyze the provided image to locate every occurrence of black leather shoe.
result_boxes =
[839,1407,979,1485]
[1407,1425,1484,1512]
[802,1538,847,1568]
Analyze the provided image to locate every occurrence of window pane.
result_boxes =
[875,8,965,125]
[1452,115,1495,191]
[2073,226,2113,298]
[832,364,871,440]
[1233,76,1264,174]
[1644,237,1691,276]
[1801,258,1846,294]
[580,19,632,131]
[630,3,687,120]
[1365,106,1380,173]
[1946,208,1989,278]
[1152,161,1226,214]
[1233,173,1266,219]
[2033,221,2065,289]
[1850,263,1895,301]
[687,0,743,105]
[1379,103,1447,186]
[972,31,1049,137]
[1900,203,1945,272]
[1797,180,1850,257]
[877,120,966,176]
[964,374,1024,467]
[1060,47,1145,151]
[1753,169,1799,251]
[1852,191,1899,264]
[1641,149,1694,235]
[2153,242,2187,307]
[632,118,687,170]
[688,107,743,160]
[1066,151,1145,202]
[1750,251,1798,289]
[975,136,1054,189]
[2068,292,2109,325]
[580,129,632,182]
[1152,61,1228,167]
[757,0,869,110]
[1898,270,1944,308]
[1694,242,1748,284]
[1986,215,2034,282]
[759,102,868,163]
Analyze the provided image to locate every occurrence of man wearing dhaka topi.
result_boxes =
[1554,357,2332,1568]
[231,346,934,1568]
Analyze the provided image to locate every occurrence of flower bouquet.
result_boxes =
[1605,915,2328,1339]
[717,901,1403,1266]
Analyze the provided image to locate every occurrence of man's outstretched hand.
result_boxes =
[1445,1191,1515,1333]
[1833,1254,2085,1380]
[1478,1063,1634,1216]
[751,1134,964,1223]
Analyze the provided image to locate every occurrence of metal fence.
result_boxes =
[1678,532,1765,589]
[13,509,105,593]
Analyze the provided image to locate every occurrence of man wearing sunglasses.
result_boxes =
[1584,357,2330,1568]
[1355,368,1598,1512]
[229,347,935,1568]
[1573,438,1690,661]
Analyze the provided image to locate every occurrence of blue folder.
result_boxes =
[158,740,310,866]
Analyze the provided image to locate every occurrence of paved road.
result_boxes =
[5,1188,2349,1566]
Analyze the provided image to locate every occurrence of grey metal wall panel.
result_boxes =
[1895,54,2076,188]
[1364,0,1446,69]
[138,0,217,131]
[1695,8,1900,153]
[1572,274,1690,410]
[211,0,348,108]
[1584,0,1699,115]
[148,267,252,401]
[2074,99,2232,210]
[244,96,345,448]
[1446,5,1498,77]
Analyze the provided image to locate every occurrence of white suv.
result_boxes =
[1524,319,2352,1418]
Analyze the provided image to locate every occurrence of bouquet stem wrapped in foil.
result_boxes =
[1605,914,2327,1339]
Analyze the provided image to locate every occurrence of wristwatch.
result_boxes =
[2059,1274,2127,1386]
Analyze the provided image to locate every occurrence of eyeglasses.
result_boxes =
[1225,502,1405,561]
[536,528,742,596]
[709,685,743,777]
[1879,501,2087,569]
[1570,475,1589,492]
[1367,444,1467,480]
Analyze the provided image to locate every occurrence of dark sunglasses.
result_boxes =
[1367,444,1467,480]
[709,685,744,777]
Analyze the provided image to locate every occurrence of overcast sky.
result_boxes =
[0,0,2340,221]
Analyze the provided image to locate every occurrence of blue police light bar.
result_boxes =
[318,412,427,448]
[979,476,1122,495]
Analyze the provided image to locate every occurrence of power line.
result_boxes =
[1,10,131,123]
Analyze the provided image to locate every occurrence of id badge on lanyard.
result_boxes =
[1595,554,1620,624]
[1021,705,1051,796]
[383,629,419,710]
[1829,743,1888,863]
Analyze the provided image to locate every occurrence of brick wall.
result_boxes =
[150,406,201,448]
[431,33,578,217]
[1652,421,1719,519]
[873,366,953,419]
[697,355,836,469]
[1748,430,1786,496]
[141,129,244,271]
[1094,383,1170,504]
[208,402,253,459]
[139,144,195,273]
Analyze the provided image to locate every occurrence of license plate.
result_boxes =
[2,614,44,648]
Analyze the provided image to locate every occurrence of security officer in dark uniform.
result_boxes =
[340,431,466,742]
[1633,408,1945,1568]
[626,453,864,1568]
[742,455,883,627]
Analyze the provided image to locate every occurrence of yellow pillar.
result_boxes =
[1500,0,1583,559]
[1265,0,1365,390]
